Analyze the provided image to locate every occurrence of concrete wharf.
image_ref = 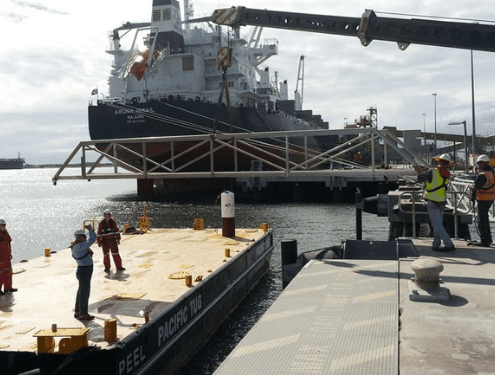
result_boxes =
[214,239,495,375]
[0,227,273,375]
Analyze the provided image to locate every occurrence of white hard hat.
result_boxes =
[477,154,490,163]
[0,219,6,225]
[74,229,86,237]
[439,154,451,162]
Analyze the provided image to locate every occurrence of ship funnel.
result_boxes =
[151,0,185,50]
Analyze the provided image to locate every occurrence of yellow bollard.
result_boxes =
[104,319,117,342]
[185,275,193,287]
[193,218,204,230]
[139,203,150,232]
[225,248,230,257]
[259,223,269,233]
[44,248,51,257]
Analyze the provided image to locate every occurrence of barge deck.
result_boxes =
[1,227,273,374]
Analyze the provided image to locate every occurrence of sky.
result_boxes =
[1,0,495,164]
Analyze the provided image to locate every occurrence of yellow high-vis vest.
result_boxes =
[424,168,449,203]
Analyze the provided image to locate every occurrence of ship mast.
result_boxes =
[184,0,194,30]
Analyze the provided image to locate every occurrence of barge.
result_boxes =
[1,226,273,374]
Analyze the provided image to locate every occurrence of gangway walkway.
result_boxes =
[52,128,424,184]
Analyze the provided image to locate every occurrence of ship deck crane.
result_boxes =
[294,55,304,111]
[211,7,495,53]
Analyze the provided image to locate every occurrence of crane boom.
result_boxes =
[211,7,495,52]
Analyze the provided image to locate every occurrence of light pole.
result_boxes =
[422,113,427,159]
[471,50,476,154]
[448,120,468,171]
[432,93,437,154]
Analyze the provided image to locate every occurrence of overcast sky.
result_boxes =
[2,0,495,164]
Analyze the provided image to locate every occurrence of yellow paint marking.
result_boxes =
[352,290,396,303]
[231,334,301,358]
[344,314,396,330]
[283,284,327,297]
[261,305,317,322]
[329,344,395,371]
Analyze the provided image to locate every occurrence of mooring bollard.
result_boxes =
[221,191,235,238]
[281,240,298,289]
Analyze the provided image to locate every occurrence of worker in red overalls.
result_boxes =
[97,211,125,272]
[0,219,17,294]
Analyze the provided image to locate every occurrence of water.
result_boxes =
[1,168,393,373]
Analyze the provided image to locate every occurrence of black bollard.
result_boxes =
[281,240,298,289]
[355,189,363,240]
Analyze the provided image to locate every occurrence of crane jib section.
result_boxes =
[212,7,495,53]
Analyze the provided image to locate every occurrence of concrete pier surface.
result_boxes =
[0,227,267,353]
[214,238,495,375]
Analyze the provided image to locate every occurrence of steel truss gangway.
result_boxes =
[52,127,426,186]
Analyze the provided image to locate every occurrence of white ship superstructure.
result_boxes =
[105,0,285,111]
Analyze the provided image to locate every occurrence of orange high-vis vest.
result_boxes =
[476,169,495,201]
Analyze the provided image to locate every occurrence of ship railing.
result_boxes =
[52,127,427,185]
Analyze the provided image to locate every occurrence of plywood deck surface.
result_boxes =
[0,228,265,352]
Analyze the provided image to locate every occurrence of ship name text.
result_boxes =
[157,293,203,348]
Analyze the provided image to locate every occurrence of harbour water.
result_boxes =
[1,168,392,373]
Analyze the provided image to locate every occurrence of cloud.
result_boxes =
[10,0,68,15]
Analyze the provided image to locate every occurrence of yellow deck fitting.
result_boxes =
[169,271,192,279]
[139,203,150,232]
[104,319,118,342]
[185,275,192,287]
[34,327,89,354]
[193,218,204,230]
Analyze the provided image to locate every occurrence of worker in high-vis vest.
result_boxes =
[471,154,495,247]
[414,154,455,252]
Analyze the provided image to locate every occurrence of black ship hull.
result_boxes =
[89,98,328,144]
[0,158,24,170]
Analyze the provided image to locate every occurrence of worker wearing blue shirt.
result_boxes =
[71,224,96,320]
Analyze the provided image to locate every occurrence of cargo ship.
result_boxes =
[88,0,335,193]
[0,153,25,170]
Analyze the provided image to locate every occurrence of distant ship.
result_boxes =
[88,0,336,192]
[0,153,25,170]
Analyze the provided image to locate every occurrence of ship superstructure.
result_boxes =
[104,0,302,118]
[89,0,328,143]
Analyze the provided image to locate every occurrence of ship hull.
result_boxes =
[89,98,325,142]
[89,99,336,190]
[0,159,24,169]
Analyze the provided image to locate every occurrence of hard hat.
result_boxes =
[74,229,86,237]
[477,154,490,163]
[0,219,6,225]
[103,210,112,215]
[439,154,451,162]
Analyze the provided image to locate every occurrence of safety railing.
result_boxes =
[396,177,475,239]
